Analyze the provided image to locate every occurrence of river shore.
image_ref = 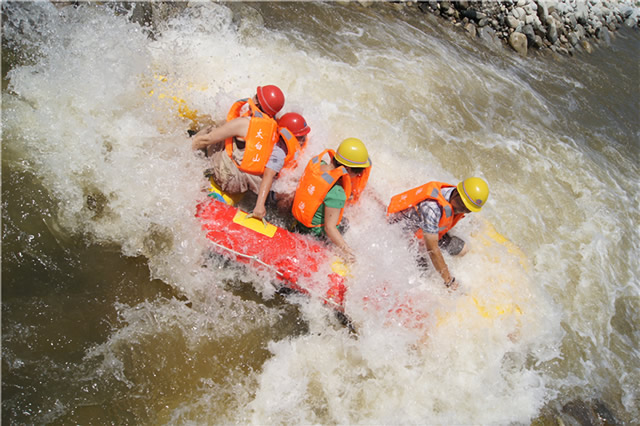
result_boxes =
[393,0,640,56]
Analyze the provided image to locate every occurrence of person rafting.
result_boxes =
[291,138,372,262]
[191,85,309,220]
[386,177,490,290]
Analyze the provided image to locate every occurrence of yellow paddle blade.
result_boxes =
[232,210,277,238]
[146,73,207,129]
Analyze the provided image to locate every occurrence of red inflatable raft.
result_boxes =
[196,198,348,311]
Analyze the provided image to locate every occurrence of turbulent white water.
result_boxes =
[3,2,638,424]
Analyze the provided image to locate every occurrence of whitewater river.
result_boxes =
[2,2,638,424]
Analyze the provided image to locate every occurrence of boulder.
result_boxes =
[547,19,558,44]
[534,34,544,48]
[464,22,477,38]
[581,39,594,53]
[568,32,579,46]
[461,8,487,21]
[575,2,589,24]
[522,24,536,45]
[619,5,634,19]
[506,15,520,28]
[537,0,550,23]
[509,31,528,55]
[596,26,611,44]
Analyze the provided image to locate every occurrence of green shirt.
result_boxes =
[299,183,347,237]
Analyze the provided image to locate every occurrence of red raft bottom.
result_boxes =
[196,199,347,310]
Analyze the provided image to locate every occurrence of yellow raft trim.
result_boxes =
[208,177,245,206]
[473,217,529,272]
[330,259,351,278]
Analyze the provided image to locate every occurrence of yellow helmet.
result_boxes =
[457,177,489,212]
[335,138,371,168]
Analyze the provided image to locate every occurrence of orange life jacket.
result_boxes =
[387,181,465,240]
[224,98,279,176]
[349,165,371,204]
[225,98,250,122]
[278,127,303,172]
[292,150,353,228]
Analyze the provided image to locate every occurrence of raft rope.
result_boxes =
[208,241,284,277]
[206,241,343,310]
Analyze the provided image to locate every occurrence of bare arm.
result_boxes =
[191,117,249,151]
[251,167,277,220]
[324,206,355,262]
[424,233,458,290]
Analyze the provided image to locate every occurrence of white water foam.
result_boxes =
[4,2,638,423]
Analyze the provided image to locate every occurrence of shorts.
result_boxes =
[208,146,262,195]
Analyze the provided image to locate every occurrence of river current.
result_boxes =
[2,2,639,424]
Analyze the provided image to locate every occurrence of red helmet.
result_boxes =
[256,85,285,117]
[278,112,310,137]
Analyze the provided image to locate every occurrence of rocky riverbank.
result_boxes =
[401,0,640,56]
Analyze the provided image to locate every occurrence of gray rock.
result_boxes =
[509,31,528,55]
[537,2,549,23]
[556,2,573,16]
[533,17,547,35]
[534,34,544,48]
[478,26,504,50]
[522,24,536,45]
[596,26,611,44]
[620,5,634,19]
[547,19,558,43]
[462,8,486,21]
[568,32,579,46]
[506,15,520,28]
[590,17,603,30]
[514,7,526,19]
[419,2,434,13]
[575,2,589,24]
[591,6,603,19]
[464,22,477,38]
